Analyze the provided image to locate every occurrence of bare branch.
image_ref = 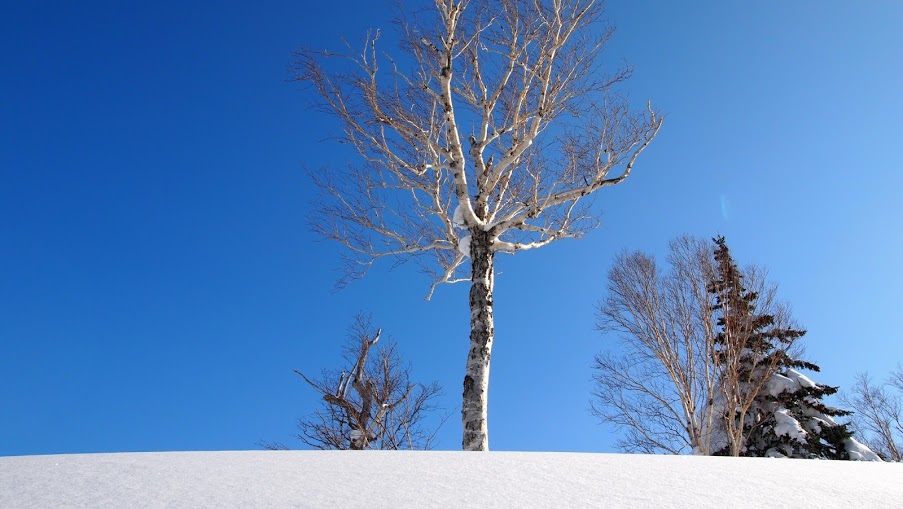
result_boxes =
[271,314,446,450]
[841,371,903,461]
[298,0,661,293]
[297,0,662,452]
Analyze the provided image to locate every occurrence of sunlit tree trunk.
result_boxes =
[463,229,495,451]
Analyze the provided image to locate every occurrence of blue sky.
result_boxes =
[2,1,901,456]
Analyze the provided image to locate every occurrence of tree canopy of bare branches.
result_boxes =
[592,236,717,454]
[296,0,661,451]
[593,236,802,455]
[841,368,903,461]
[270,316,444,451]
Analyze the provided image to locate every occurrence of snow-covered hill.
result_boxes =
[1,451,899,508]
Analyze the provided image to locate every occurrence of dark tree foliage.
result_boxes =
[746,362,859,459]
[709,236,806,369]
[708,236,804,456]
[709,237,862,459]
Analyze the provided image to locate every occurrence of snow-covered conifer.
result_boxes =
[708,237,878,460]
[708,236,805,456]
[745,361,879,460]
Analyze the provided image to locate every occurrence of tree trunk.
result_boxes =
[462,229,495,451]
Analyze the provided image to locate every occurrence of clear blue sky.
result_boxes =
[2,1,901,456]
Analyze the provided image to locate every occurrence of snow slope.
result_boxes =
[1,451,900,508]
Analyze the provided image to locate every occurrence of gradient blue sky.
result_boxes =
[2,1,902,456]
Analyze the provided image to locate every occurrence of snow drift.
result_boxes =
[1,451,900,508]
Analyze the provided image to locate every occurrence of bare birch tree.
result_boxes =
[841,369,903,461]
[593,236,801,455]
[296,0,662,451]
[269,315,444,450]
[594,236,719,454]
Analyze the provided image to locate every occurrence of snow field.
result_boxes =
[1,451,901,508]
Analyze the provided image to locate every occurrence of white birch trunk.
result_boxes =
[462,229,494,451]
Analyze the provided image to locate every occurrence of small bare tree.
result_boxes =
[296,0,662,451]
[841,369,903,461]
[271,316,444,450]
[593,236,801,455]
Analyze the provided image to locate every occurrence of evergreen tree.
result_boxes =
[709,237,806,379]
[708,236,878,460]
[707,236,805,456]
[746,361,867,459]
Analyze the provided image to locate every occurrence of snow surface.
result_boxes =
[2,451,901,508]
